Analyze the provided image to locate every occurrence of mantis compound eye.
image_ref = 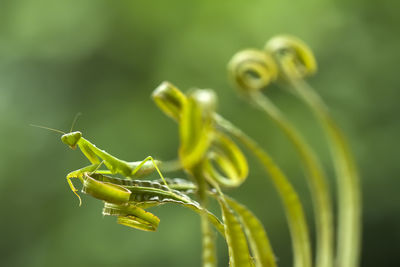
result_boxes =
[264,35,317,79]
[228,49,278,93]
[61,131,82,149]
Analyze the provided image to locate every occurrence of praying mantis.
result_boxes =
[32,119,225,233]
[32,115,170,205]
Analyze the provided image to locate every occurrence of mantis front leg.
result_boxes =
[66,163,102,206]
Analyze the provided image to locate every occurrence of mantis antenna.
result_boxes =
[30,112,82,134]
[30,124,66,134]
[70,112,82,132]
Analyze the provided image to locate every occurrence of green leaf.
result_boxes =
[227,49,278,92]
[202,132,248,187]
[103,202,160,232]
[81,173,131,204]
[83,173,225,236]
[179,90,216,169]
[152,83,250,189]
[265,35,317,79]
[218,197,253,267]
[152,81,188,121]
[224,196,277,267]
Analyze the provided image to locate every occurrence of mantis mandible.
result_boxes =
[32,115,170,205]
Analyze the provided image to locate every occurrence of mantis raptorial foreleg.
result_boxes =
[66,163,104,206]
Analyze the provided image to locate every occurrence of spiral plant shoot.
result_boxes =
[36,35,361,267]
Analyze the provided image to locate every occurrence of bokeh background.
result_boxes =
[0,0,398,266]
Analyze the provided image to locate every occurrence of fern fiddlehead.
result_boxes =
[228,42,333,267]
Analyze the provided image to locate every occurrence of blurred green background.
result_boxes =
[0,0,398,266]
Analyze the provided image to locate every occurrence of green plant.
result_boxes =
[46,35,360,267]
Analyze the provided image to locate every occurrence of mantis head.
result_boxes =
[61,131,82,149]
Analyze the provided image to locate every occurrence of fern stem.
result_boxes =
[215,114,312,267]
[247,91,334,267]
[195,166,218,267]
[287,77,361,267]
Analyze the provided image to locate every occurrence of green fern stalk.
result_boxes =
[228,47,334,267]
[265,35,361,267]
[215,114,312,267]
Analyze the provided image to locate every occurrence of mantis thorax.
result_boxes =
[61,131,82,149]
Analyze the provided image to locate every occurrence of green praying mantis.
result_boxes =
[32,118,225,233]
[32,115,170,206]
